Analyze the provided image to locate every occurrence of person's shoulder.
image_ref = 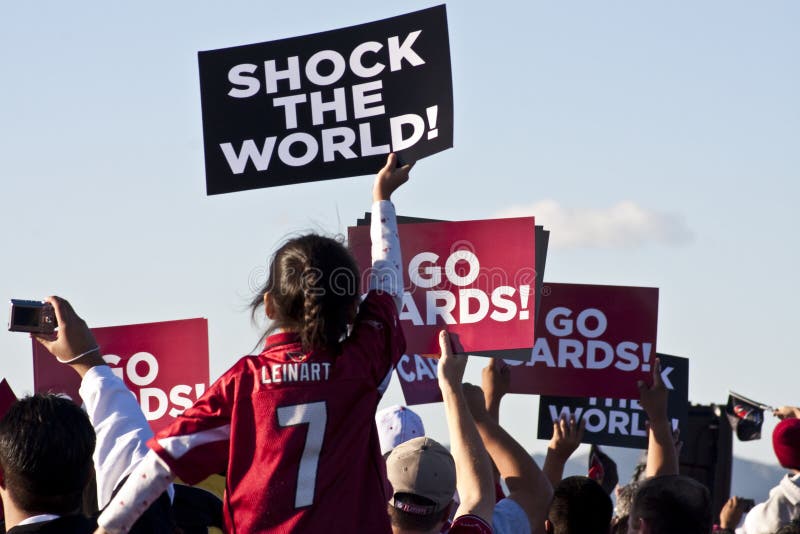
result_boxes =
[351,290,400,332]
[360,290,398,314]
[6,515,95,534]
[218,352,267,377]
[494,497,527,518]
[492,498,531,534]
[743,483,799,534]
[778,474,800,502]
[185,354,263,406]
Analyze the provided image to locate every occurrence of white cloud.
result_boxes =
[495,199,692,249]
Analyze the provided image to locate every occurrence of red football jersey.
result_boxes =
[148,291,405,533]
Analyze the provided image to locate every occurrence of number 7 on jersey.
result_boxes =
[277,401,328,508]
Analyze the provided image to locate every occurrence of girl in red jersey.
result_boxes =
[96,154,412,534]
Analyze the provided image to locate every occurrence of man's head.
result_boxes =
[546,476,612,534]
[0,393,95,515]
[628,475,711,534]
[386,437,456,533]
[614,481,640,520]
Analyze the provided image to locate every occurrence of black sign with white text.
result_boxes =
[537,353,689,449]
[198,5,453,195]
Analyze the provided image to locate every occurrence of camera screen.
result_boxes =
[13,306,41,327]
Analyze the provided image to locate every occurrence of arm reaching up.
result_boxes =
[481,359,510,422]
[34,297,157,508]
[639,358,679,477]
[542,415,585,488]
[369,153,413,310]
[464,382,553,534]
[437,331,495,524]
[34,297,172,533]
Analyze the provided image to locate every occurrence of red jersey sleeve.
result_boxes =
[147,360,242,484]
[345,290,406,386]
[447,515,494,533]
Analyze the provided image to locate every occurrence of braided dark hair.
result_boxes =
[252,234,360,353]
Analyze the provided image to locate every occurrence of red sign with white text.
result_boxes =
[396,282,658,405]
[33,318,209,433]
[507,282,658,398]
[349,217,537,357]
[396,353,442,405]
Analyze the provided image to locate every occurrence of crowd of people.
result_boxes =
[1,156,799,533]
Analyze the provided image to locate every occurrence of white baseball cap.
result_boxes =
[376,404,425,456]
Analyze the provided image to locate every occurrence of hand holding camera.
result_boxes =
[10,296,104,374]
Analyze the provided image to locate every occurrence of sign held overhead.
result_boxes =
[199,5,453,194]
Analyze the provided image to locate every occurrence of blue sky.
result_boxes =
[1,1,798,471]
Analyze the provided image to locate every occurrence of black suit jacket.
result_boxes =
[5,515,94,534]
[1,489,172,534]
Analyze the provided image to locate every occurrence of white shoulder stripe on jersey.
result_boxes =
[157,424,232,460]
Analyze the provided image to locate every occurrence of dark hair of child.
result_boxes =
[250,234,360,354]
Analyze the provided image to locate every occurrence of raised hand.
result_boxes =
[481,359,510,418]
[548,414,586,462]
[437,330,468,392]
[33,296,98,362]
[32,296,104,377]
[719,496,749,529]
[773,406,800,420]
[637,358,669,424]
[373,153,413,201]
[462,383,490,424]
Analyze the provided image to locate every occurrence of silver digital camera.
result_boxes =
[8,299,57,334]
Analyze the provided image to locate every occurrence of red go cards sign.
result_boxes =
[396,282,658,405]
[349,217,537,356]
[507,283,658,398]
[33,318,209,433]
